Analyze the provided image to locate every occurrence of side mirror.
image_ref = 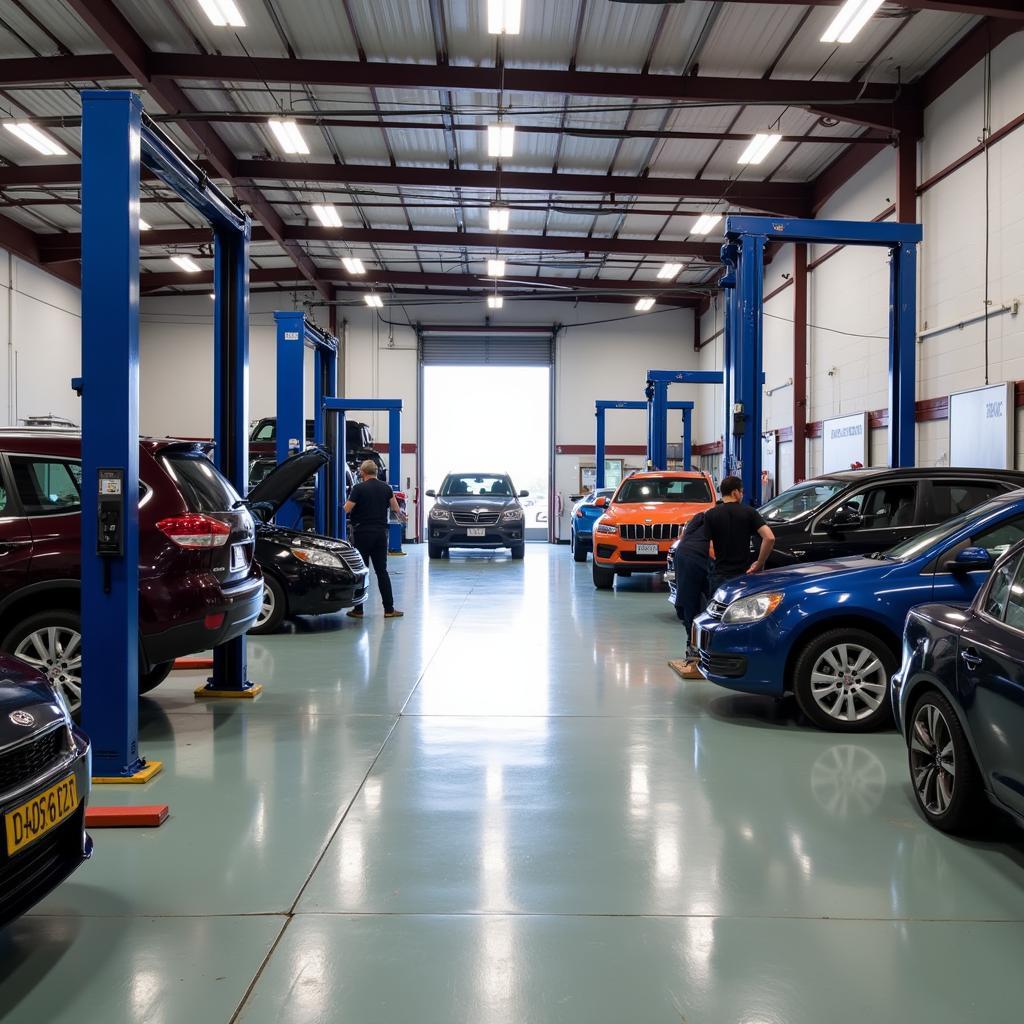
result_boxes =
[519,489,529,497]
[823,505,862,530]
[594,495,609,508]
[425,489,436,498]
[945,546,994,574]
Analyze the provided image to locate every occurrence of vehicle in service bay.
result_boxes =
[426,473,528,559]
[892,538,1024,835]
[570,488,614,562]
[693,489,1024,732]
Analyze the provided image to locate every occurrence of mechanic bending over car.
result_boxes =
[673,507,713,678]
[703,475,776,594]
[344,459,407,620]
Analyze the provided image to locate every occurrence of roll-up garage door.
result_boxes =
[419,328,553,367]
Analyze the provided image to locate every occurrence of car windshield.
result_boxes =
[615,477,713,504]
[885,497,1014,561]
[442,474,513,497]
[760,479,847,522]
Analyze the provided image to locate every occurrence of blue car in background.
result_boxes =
[570,488,615,562]
[893,538,1024,835]
[693,490,1024,732]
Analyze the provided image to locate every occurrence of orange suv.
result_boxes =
[591,471,716,589]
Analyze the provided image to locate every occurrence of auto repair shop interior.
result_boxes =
[0,2,1023,1022]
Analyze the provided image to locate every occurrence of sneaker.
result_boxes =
[346,608,364,619]
[383,609,405,619]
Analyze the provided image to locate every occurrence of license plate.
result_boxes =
[467,528,486,537]
[231,544,247,571]
[635,543,659,556]
[4,773,79,856]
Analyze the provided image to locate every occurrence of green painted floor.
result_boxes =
[3,545,1023,1022]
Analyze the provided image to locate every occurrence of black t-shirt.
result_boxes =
[704,501,766,576]
[348,478,393,532]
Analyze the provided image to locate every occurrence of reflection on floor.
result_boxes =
[2,546,1023,1023]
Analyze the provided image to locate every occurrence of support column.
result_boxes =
[595,408,606,488]
[314,340,338,537]
[734,235,766,503]
[793,243,808,483]
[388,407,403,553]
[889,242,918,467]
[683,409,692,471]
[274,310,305,530]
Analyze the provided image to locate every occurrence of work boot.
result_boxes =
[383,609,405,619]
[346,608,364,619]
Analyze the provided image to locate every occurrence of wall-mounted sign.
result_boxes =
[949,382,1014,469]
[822,412,868,473]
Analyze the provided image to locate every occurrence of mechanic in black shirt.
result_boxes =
[703,475,775,596]
[673,508,713,676]
[344,460,406,619]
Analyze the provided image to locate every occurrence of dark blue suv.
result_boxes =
[693,490,1024,732]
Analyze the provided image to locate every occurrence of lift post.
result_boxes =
[595,400,695,487]
[273,311,339,534]
[721,215,922,504]
[644,371,725,472]
[80,90,256,779]
[323,398,404,552]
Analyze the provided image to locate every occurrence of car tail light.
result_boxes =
[204,612,225,630]
[156,514,231,548]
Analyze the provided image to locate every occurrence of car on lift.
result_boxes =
[426,473,528,559]
[250,416,386,480]
[693,488,1024,733]
[0,653,93,925]
[892,537,1024,836]
[0,430,264,717]
[570,488,615,561]
[244,448,369,634]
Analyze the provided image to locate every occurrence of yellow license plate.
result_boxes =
[4,774,79,856]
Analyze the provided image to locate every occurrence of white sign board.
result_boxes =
[822,412,868,473]
[761,432,777,500]
[949,382,1014,469]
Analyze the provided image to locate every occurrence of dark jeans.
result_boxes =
[673,549,710,657]
[353,529,395,612]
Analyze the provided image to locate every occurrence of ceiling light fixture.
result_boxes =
[487,0,522,35]
[737,133,782,165]
[342,257,366,275]
[171,255,202,273]
[657,263,683,280]
[311,204,342,228]
[487,258,506,277]
[488,203,510,232]
[635,297,656,312]
[821,0,885,44]
[197,0,245,27]
[487,123,515,159]
[267,118,309,155]
[487,295,504,309]
[364,294,383,308]
[3,122,66,156]
[691,214,723,235]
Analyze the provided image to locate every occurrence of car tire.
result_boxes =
[139,660,173,695]
[4,609,83,717]
[572,534,588,562]
[907,689,983,835]
[792,628,896,732]
[592,562,615,590]
[249,575,287,635]
[428,543,445,559]
[511,545,525,560]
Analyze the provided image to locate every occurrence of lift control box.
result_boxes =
[97,467,125,557]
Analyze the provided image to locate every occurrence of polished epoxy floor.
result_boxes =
[3,545,1024,1022]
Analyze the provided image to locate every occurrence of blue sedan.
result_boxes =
[570,488,615,562]
[892,538,1024,835]
[693,490,1024,732]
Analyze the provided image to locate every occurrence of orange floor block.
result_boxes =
[173,658,214,670]
[85,805,169,828]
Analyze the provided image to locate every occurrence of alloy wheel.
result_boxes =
[256,583,276,628]
[910,702,956,815]
[808,642,887,722]
[15,626,83,715]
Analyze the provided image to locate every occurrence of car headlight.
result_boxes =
[290,546,344,569]
[721,592,783,624]
[502,508,523,521]
[429,507,450,520]
[596,523,618,535]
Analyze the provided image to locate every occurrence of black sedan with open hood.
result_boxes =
[425,472,528,560]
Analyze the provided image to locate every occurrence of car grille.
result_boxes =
[0,726,66,795]
[698,651,748,678]
[338,548,366,575]
[619,523,681,541]
[452,511,501,526]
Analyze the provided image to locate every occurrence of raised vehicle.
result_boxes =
[693,489,1024,732]
[570,488,614,562]
[0,653,92,925]
[426,473,528,559]
[250,416,385,479]
[893,539,1024,835]
[591,471,716,589]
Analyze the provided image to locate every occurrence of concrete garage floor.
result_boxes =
[2,545,1024,1022]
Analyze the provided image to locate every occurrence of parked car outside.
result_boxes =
[426,473,528,559]
[892,538,1024,834]
[0,653,92,925]
[0,430,264,716]
[570,488,615,561]
[245,448,369,634]
[591,471,716,590]
[692,489,1024,732]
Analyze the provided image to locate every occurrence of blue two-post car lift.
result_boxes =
[645,370,725,472]
[595,399,694,487]
[79,90,257,781]
[719,215,922,505]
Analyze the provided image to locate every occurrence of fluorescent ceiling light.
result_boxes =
[364,294,383,308]
[487,123,515,158]
[657,262,683,280]
[311,204,342,228]
[197,0,245,28]
[342,257,366,275]
[138,218,151,230]
[171,255,202,273]
[737,133,781,165]
[487,258,505,277]
[267,118,309,155]
[3,122,66,156]
[487,0,522,35]
[821,0,885,44]
[692,214,723,235]
[209,293,216,299]
[488,203,510,231]
[487,295,504,309]
[635,297,656,312]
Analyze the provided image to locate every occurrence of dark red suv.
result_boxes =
[0,430,263,715]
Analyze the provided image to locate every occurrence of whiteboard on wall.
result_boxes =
[822,412,868,473]
[949,383,1014,469]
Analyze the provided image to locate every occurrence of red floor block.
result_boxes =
[173,658,214,670]
[85,805,169,828]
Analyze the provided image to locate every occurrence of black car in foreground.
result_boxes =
[246,448,369,634]
[1,654,92,926]
[426,473,528,559]
[893,538,1024,835]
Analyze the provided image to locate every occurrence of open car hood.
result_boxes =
[247,446,329,520]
